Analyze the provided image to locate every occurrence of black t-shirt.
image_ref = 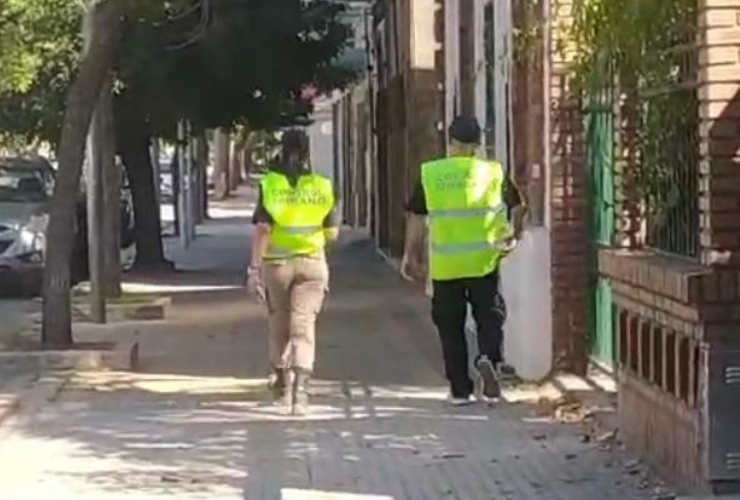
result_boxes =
[406,175,523,216]
[251,184,340,227]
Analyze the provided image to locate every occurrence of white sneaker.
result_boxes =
[475,356,502,402]
[447,394,474,407]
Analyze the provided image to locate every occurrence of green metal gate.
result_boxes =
[585,96,616,367]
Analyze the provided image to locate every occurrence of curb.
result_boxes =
[0,330,140,373]
[0,372,69,428]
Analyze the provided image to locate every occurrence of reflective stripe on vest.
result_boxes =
[261,172,334,259]
[431,236,512,255]
[281,225,324,235]
[427,204,506,219]
[421,157,513,281]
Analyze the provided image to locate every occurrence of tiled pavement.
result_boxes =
[0,190,655,500]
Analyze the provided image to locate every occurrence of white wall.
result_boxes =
[473,0,487,130]
[492,0,512,169]
[465,0,554,382]
[444,0,461,136]
[500,227,553,381]
[308,99,335,181]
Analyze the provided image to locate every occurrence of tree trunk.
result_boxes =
[150,139,161,207]
[119,123,171,272]
[213,127,230,199]
[194,130,209,222]
[200,130,210,220]
[244,147,253,182]
[42,1,125,346]
[230,140,243,190]
[99,76,121,298]
[243,130,258,184]
[171,151,180,236]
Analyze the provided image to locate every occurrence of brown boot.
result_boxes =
[291,369,310,416]
[269,368,291,407]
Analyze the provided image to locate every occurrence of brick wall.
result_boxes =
[698,0,740,268]
[459,0,476,117]
[512,0,546,223]
[372,0,444,258]
[597,0,740,490]
[548,0,591,374]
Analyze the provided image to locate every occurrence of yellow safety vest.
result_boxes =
[261,172,334,259]
[421,157,513,281]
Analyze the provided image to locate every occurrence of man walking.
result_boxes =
[401,116,525,405]
[246,129,339,416]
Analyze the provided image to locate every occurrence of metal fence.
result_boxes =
[639,42,700,259]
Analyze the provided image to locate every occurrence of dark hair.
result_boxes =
[275,129,309,184]
[449,116,482,145]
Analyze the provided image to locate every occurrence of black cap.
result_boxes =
[448,116,482,145]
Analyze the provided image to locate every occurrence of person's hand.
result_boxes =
[501,235,520,256]
[400,253,422,282]
[245,266,266,303]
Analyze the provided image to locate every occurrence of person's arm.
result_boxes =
[250,224,271,269]
[404,212,426,261]
[250,188,272,269]
[322,197,340,243]
[324,226,339,242]
[401,181,428,280]
[504,176,528,239]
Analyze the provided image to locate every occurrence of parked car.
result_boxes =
[0,156,134,296]
[0,157,56,294]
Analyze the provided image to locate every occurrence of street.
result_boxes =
[0,189,655,500]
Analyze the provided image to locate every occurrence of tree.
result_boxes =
[0,0,82,148]
[113,0,355,267]
[42,0,127,346]
[114,92,172,271]
[3,0,357,344]
[212,128,231,199]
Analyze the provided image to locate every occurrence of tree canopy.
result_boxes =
[118,0,355,136]
[0,0,357,150]
[0,0,81,149]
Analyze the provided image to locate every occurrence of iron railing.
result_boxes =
[639,40,700,259]
[640,84,700,258]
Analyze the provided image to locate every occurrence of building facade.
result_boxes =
[333,0,740,492]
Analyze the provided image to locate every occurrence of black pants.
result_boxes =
[432,271,506,398]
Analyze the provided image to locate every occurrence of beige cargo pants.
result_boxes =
[263,256,329,373]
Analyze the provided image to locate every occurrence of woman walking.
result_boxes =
[246,129,339,416]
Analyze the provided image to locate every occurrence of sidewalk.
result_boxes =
[0,299,40,382]
[0,188,659,500]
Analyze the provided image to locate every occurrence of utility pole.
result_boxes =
[84,3,106,323]
[177,121,194,248]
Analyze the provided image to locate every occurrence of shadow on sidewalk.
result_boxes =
[0,186,658,499]
[1,362,652,500]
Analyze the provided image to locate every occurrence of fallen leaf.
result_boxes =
[651,486,675,500]
[596,430,619,443]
